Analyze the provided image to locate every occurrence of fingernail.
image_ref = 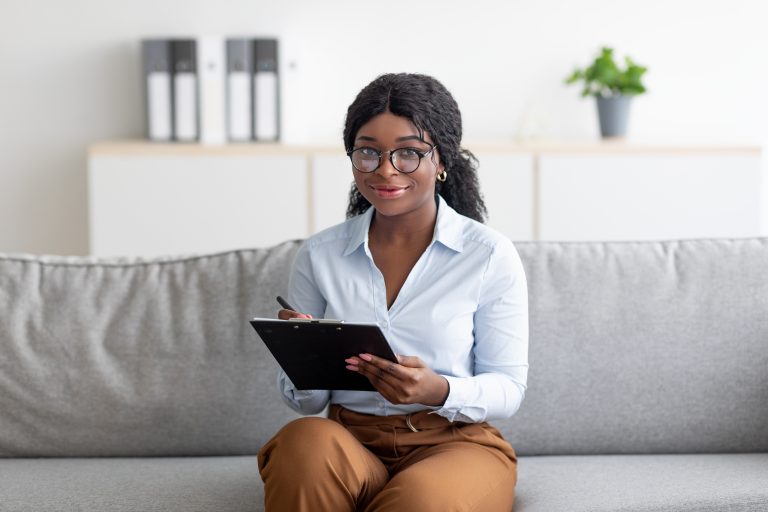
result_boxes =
[344,358,356,364]
[359,354,372,362]
[346,365,358,371]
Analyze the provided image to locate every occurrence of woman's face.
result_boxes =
[351,111,443,221]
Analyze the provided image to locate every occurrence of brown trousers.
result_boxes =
[258,405,517,511]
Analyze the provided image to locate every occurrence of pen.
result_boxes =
[276,295,295,311]
[276,296,338,323]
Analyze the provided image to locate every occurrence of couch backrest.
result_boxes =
[502,238,768,455]
[1,238,766,457]
[0,243,304,457]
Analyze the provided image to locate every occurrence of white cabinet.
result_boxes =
[538,150,762,241]
[310,154,354,234]
[89,146,308,257]
[88,141,763,257]
[475,152,535,241]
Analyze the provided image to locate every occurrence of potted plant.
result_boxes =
[565,47,648,138]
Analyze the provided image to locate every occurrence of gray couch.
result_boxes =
[1,238,767,512]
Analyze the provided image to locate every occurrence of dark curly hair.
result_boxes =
[343,73,487,223]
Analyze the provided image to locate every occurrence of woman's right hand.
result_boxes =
[277,308,312,320]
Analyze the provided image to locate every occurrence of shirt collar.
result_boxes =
[342,194,465,256]
[343,206,375,256]
[433,195,464,253]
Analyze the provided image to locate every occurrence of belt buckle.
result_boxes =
[405,414,419,433]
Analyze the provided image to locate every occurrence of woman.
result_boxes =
[258,73,529,511]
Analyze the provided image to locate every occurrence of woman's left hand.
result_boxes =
[345,353,449,407]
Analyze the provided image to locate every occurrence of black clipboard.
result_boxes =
[249,318,398,391]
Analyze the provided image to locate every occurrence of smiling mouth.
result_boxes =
[370,185,408,198]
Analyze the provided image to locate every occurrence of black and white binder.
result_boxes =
[196,36,226,145]
[226,39,253,142]
[142,39,173,141]
[252,39,279,142]
[172,39,198,141]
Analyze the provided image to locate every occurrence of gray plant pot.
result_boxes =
[596,95,632,138]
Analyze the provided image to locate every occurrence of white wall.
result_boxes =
[1,0,767,254]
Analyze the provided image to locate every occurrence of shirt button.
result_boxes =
[377,402,384,409]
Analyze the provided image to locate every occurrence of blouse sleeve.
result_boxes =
[275,241,331,415]
[435,238,529,423]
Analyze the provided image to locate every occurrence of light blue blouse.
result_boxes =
[280,195,529,423]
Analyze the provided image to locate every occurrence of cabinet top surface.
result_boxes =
[88,140,762,156]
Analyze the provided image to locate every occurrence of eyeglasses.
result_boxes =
[346,143,437,174]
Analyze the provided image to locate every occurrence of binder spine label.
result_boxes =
[147,73,172,140]
[172,39,198,141]
[142,39,173,141]
[252,39,279,142]
[228,72,252,141]
[174,73,198,141]
[254,72,278,141]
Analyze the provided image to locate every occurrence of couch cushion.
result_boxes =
[0,242,304,457]
[2,454,766,512]
[498,238,768,455]
[0,457,264,512]
[515,453,768,512]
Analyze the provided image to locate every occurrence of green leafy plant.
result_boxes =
[565,47,648,97]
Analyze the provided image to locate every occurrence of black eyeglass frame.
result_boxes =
[345,143,438,174]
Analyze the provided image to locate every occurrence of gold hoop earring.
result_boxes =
[436,170,447,182]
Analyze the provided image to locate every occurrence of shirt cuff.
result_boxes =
[433,375,472,422]
[279,371,318,399]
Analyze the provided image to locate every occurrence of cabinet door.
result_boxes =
[310,154,354,234]
[89,154,308,257]
[475,152,535,241]
[539,153,762,241]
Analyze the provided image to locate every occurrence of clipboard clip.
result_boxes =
[289,318,345,324]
